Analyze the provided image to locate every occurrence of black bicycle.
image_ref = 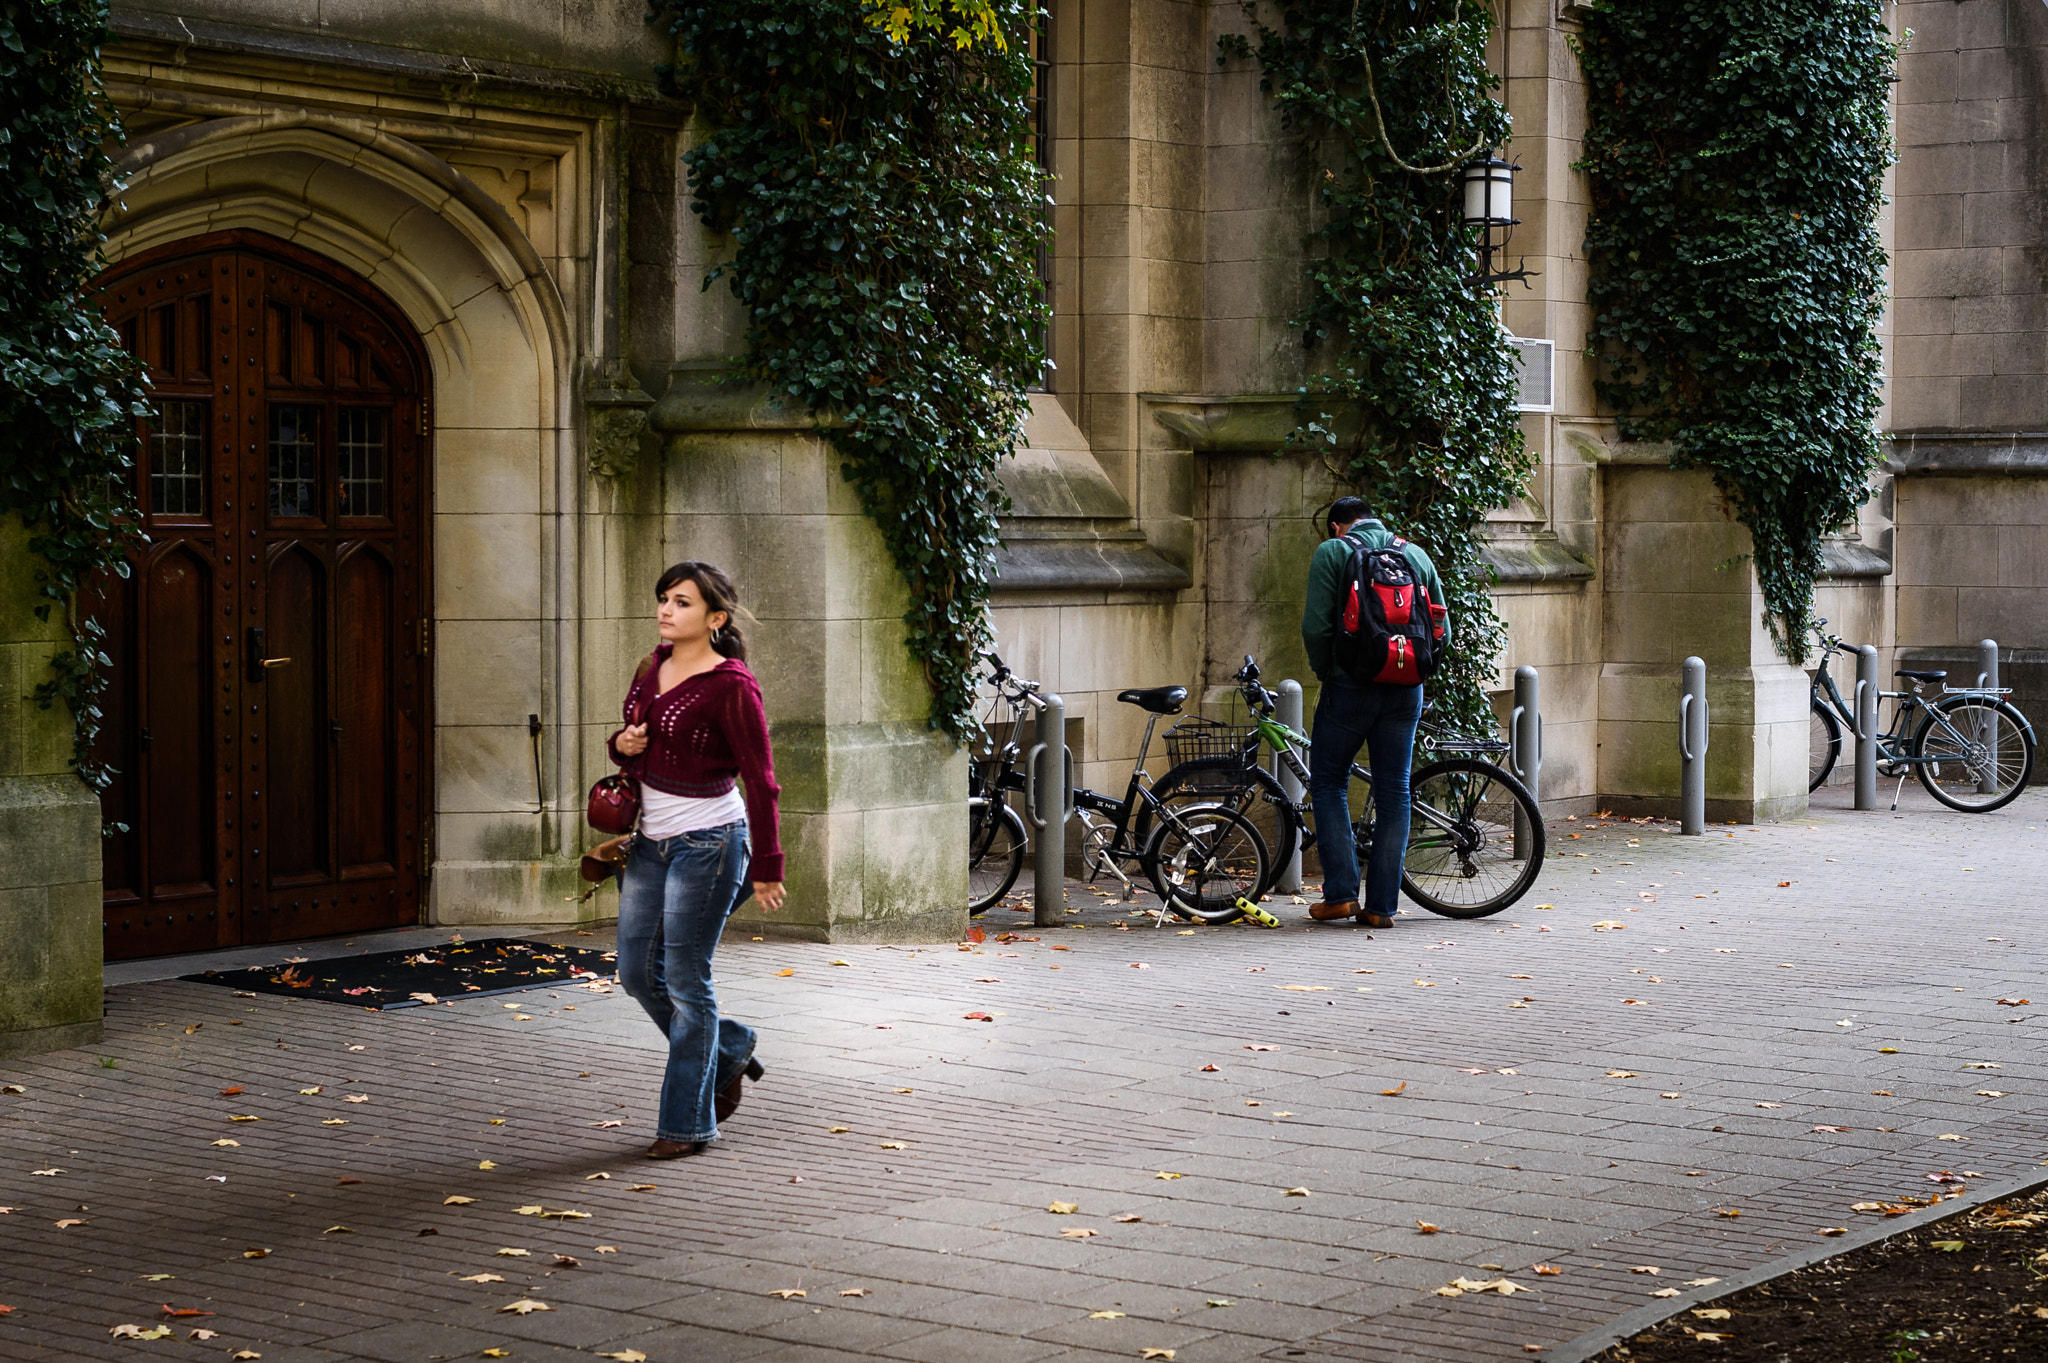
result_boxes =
[1138,656,1546,918]
[968,652,1269,920]
[1806,620,2035,811]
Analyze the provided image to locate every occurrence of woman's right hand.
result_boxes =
[615,722,650,757]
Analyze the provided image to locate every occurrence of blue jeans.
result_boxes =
[615,821,757,1143]
[1308,675,1424,915]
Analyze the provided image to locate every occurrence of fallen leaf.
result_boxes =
[1716,1208,1742,1218]
[1060,1228,1098,1239]
[231,1352,262,1360]
[893,1087,914,1094]
[767,1288,807,1299]
[553,1255,580,1268]
[1997,998,2030,1006]
[596,1352,648,1362]
[1140,1351,1176,1361]
[1047,1201,1079,1214]
[322,1225,350,1234]
[321,1119,348,1127]
[54,1219,86,1228]
[478,1160,498,1170]
[1939,1134,1966,1142]
[480,1352,508,1359]
[591,1120,624,1129]
[1692,1309,1732,1321]
[139,1275,173,1283]
[443,1195,476,1205]
[242,1248,268,1259]
[1630,1266,1661,1276]
[879,1141,908,1151]
[596,1246,618,1254]
[1811,1126,1851,1133]
[299,1087,322,1096]
[839,1288,870,1298]
[218,1087,243,1096]
[1977,1090,2007,1098]
[1205,1298,1233,1308]
[1088,1309,1125,1319]
[1817,1227,1848,1236]
[1246,1044,1276,1052]
[1649,1287,1680,1298]
[0,1086,22,1096]
[1155,1171,1183,1180]
[1533,1265,1562,1275]
[1416,1221,1441,1234]
[1755,1102,1783,1109]
[963,1012,993,1022]
[628,1184,656,1192]
[498,1299,553,1314]
[228,1115,259,1123]
[110,1325,174,1340]
[496,1248,530,1257]
[1931,1240,1965,1252]
[458,1273,506,1283]
[827,1125,850,1134]
[185,1024,202,1035]
[1381,1081,1407,1096]
[1685,1278,1721,1287]
[1660,1092,1681,1100]
[775,969,795,978]
[212,1139,240,1148]
[1280,984,1330,992]
[830,960,850,968]
[343,1095,369,1104]
[1284,1187,1311,1197]
[1113,1214,1143,1223]
[336,1177,362,1186]
[189,1329,219,1340]
[1606,1070,1639,1079]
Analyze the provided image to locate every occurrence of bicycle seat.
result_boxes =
[1896,668,1946,683]
[1116,685,1187,715]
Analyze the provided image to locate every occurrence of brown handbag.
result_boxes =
[586,653,658,835]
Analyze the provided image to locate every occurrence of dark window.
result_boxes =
[148,400,207,516]
[337,408,389,518]
[268,404,321,518]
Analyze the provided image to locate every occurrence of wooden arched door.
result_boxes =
[95,231,432,959]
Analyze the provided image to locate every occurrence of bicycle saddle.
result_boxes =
[1896,668,1946,683]
[1116,685,1187,715]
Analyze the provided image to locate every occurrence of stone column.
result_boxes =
[0,520,105,1059]
[647,364,967,942]
[1597,463,1810,823]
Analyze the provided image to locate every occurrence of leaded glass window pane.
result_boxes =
[148,400,207,516]
[337,408,388,518]
[268,404,320,518]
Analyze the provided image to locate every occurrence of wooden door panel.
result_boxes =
[96,232,430,959]
[336,546,395,874]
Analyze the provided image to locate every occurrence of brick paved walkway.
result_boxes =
[5,786,2046,1362]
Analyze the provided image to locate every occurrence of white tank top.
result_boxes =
[639,784,747,839]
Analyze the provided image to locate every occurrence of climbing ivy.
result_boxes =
[652,0,1046,740]
[1219,0,1531,739]
[1575,0,1895,661]
[0,0,148,797]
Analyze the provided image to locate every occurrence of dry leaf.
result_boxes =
[554,1255,581,1268]
[1931,1240,1965,1252]
[767,1288,807,1299]
[592,1120,624,1129]
[1088,1310,1125,1319]
[1716,1208,1742,1218]
[231,1352,262,1360]
[218,1087,243,1096]
[1649,1287,1680,1298]
[110,1325,174,1340]
[1140,1351,1176,1361]
[596,1352,648,1361]
[212,1139,240,1148]
[1691,1309,1732,1321]
[1060,1228,1098,1239]
[595,1246,618,1254]
[1279,985,1330,992]
[443,1195,475,1205]
[1047,1201,1079,1214]
[299,1087,322,1096]
[54,1218,86,1229]
[1381,1081,1407,1096]
[1205,1299,1233,1308]
[827,1125,850,1134]
[1245,1044,1275,1052]
[1812,1125,1851,1133]
[1996,997,2030,1006]
[1630,1266,1661,1276]
[242,1248,268,1259]
[189,1329,219,1340]
[321,1119,348,1127]
[628,1183,656,1192]
[1818,1227,1848,1236]
[1606,1070,1639,1078]
[0,1085,22,1096]
[229,1115,260,1123]
[839,1288,870,1298]
[1113,1214,1143,1223]
[879,1141,908,1151]
[1284,1187,1311,1197]
[775,968,795,977]
[1533,1265,1561,1275]
[478,1160,497,1170]
[1939,1134,1966,1141]
[459,1273,505,1283]
[496,1248,530,1257]
[1685,1278,1721,1287]
[498,1299,553,1314]
[1755,1102,1783,1109]
[1415,1221,1441,1234]
[480,1352,508,1359]
[1155,1171,1184,1180]
[1978,1090,2007,1098]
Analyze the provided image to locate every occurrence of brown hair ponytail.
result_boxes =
[653,561,749,661]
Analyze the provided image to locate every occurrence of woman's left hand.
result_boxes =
[753,881,785,912]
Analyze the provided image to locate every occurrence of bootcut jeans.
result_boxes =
[615,820,757,1143]
[1307,674,1424,915]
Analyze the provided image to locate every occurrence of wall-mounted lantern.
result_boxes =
[1459,151,1534,288]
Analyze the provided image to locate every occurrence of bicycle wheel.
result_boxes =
[1913,696,2036,812]
[1400,759,1544,918]
[1809,698,1841,792]
[967,797,1027,914]
[1142,803,1269,924]
[1143,758,1301,898]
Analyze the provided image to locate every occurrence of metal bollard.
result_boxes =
[1678,656,1707,834]
[1978,638,2000,795]
[1854,644,1879,811]
[1025,693,1075,928]
[1510,665,1541,860]
[1274,679,1305,893]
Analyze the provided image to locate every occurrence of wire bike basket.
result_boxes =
[1163,715,1258,767]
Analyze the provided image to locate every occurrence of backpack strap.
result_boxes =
[628,652,659,726]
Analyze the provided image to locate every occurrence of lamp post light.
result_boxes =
[1459,151,1533,288]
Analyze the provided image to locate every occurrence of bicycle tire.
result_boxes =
[1399,758,1544,919]
[1142,803,1270,924]
[1809,698,1842,793]
[967,797,1028,914]
[1143,757,1301,898]
[1913,696,2036,813]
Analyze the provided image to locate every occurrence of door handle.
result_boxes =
[246,627,291,682]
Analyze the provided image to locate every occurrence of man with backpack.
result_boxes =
[1300,497,1451,929]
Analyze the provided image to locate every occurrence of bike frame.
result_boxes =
[1808,637,2011,769]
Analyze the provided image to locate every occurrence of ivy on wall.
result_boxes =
[1219,0,1531,738]
[651,0,1046,740]
[0,0,148,795]
[1575,0,1895,660]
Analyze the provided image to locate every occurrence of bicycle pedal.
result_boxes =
[1235,897,1281,928]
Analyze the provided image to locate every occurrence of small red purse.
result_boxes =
[587,653,658,835]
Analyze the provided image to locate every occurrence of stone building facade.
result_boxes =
[3,0,2044,1032]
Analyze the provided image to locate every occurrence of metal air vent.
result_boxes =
[1509,336,1554,413]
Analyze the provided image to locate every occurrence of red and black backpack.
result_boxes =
[1332,534,1448,685]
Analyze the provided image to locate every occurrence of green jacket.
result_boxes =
[1300,520,1449,682]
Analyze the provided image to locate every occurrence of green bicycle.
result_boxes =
[1137,655,1546,919]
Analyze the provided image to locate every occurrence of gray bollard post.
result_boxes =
[1274,679,1305,893]
[1854,644,1879,811]
[1510,665,1541,860]
[1977,638,2000,795]
[1679,656,1708,834]
[1026,693,1074,928]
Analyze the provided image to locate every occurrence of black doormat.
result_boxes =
[181,937,618,1009]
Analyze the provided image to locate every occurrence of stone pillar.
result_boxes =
[648,364,968,941]
[0,520,105,1059]
[1597,465,1810,823]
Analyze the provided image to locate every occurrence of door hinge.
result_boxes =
[418,403,428,437]
[419,823,433,881]
[416,617,431,657]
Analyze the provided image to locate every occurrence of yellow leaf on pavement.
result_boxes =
[496,1248,530,1257]
[212,1140,240,1148]
[767,1288,806,1299]
[498,1300,553,1315]
[1088,1310,1124,1319]
[1284,1187,1311,1197]
[444,1196,475,1205]
[1047,1201,1079,1214]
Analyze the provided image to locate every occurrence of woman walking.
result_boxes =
[609,561,784,1158]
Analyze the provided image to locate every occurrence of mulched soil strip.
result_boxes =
[1592,1184,2048,1362]
[180,937,616,1008]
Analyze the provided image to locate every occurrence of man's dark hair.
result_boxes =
[1326,496,1372,533]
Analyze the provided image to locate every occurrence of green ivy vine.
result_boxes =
[1,0,148,797]
[1575,0,1895,661]
[650,0,1047,740]
[1219,0,1532,739]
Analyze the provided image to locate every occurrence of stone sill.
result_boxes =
[1884,432,2048,476]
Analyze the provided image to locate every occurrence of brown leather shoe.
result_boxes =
[714,1057,765,1123]
[645,1139,706,1159]
[1309,900,1359,921]
[1357,910,1394,930]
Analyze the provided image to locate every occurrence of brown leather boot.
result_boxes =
[1309,899,1359,921]
[1357,909,1394,930]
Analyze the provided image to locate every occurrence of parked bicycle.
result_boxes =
[1139,656,1546,919]
[968,653,1270,921]
[1806,620,2035,811]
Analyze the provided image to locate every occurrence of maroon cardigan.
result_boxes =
[608,648,783,882]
